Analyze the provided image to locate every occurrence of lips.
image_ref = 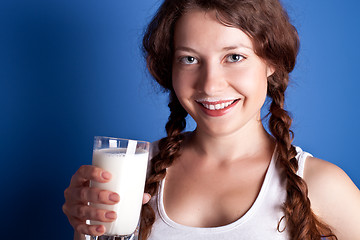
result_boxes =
[195,98,240,117]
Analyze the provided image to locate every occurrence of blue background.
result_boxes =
[0,0,358,239]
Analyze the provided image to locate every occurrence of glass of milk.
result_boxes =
[90,136,150,240]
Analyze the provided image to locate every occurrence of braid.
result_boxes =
[141,0,339,238]
[268,82,337,240]
[139,91,188,240]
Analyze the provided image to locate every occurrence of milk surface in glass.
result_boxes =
[91,147,149,236]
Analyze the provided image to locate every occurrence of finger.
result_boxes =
[143,193,151,204]
[73,231,86,240]
[71,165,112,187]
[67,204,117,222]
[69,217,106,236]
[69,186,120,204]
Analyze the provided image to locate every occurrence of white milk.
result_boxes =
[90,148,149,236]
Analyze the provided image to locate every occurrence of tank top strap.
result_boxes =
[294,146,313,178]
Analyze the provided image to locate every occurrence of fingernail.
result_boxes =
[109,193,119,202]
[144,193,151,203]
[101,171,111,180]
[96,226,104,233]
[105,211,117,220]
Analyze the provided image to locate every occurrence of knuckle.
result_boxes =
[70,174,77,183]
[90,167,101,180]
[64,188,70,199]
[62,204,68,215]
[78,165,88,177]
[75,224,84,234]
[98,190,108,202]
[79,187,88,202]
[77,205,87,219]
[89,188,100,203]
[95,208,105,220]
[62,204,65,212]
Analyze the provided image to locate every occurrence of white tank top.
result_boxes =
[147,146,311,240]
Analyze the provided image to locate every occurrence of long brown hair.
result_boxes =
[141,0,337,239]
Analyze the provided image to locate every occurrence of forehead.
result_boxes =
[173,9,253,51]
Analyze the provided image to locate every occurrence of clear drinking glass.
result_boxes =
[90,136,150,240]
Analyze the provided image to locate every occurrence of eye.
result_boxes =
[226,54,245,63]
[179,56,198,65]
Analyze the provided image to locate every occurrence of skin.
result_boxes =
[167,9,360,239]
[62,165,151,239]
[63,8,360,240]
[165,9,276,227]
[304,157,360,239]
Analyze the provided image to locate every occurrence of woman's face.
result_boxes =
[172,9,274,136]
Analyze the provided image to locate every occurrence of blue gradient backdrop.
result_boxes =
[0,0,359,239]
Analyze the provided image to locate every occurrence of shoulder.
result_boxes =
[303,156,360,239]
[303,156,359,203]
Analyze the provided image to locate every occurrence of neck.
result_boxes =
[188,120,275,164]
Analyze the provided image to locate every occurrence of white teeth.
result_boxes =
[199,100,236,110]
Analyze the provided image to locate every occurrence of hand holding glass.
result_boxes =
[90,136,149,240]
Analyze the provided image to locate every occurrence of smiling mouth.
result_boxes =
[196,99,240,110]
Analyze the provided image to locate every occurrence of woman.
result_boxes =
[63,0,360,239]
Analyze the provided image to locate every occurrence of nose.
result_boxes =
[196,61,228,95]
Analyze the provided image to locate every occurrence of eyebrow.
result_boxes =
[222,44,253,51]
[174,46,198,53]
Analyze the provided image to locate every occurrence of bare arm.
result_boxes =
[304,156,360,240]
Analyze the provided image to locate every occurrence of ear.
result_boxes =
[266,65,275,77]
